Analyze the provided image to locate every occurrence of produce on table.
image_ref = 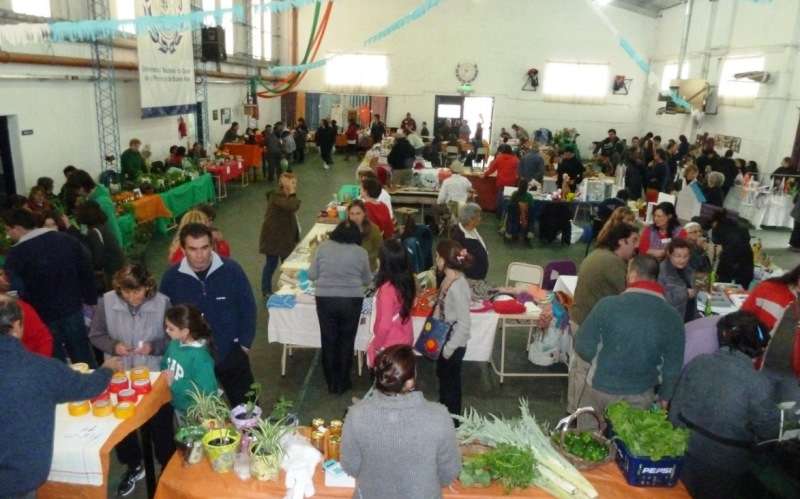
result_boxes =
[457,399,598,499]
[557,432,609,463]
[605,401,689,461]
[459,444,536,491]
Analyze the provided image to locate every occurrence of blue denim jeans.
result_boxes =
[261,255,281,295]
[47,311,95,366]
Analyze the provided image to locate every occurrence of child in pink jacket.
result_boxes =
[367,240,416,367]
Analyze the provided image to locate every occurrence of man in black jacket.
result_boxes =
[557,147,584,192]
[388,135,416,186]
[0,296,121,498]
[3,209,97,364]
[593,128,624,165]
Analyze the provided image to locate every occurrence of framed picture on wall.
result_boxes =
[221,108,231,124]
[212,109,219,121]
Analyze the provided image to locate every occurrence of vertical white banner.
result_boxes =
[136,0,196,118]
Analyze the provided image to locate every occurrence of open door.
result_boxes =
[0,116,17,199]
[433,95,493,142]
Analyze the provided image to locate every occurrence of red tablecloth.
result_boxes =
[222,143,263,169]
[206,160,245,182]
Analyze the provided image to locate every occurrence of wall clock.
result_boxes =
[456,62,479,84]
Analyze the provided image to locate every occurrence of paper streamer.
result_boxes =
[267,58,330,75]
[619,37,651,74]
[670,90,692,110]
[2,0,327,44]
[364,0,442,45]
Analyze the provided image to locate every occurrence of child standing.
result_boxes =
[162,304,219,416]
[367,240,416,367]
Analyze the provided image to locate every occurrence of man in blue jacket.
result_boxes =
[3,208,97,364]
[160,223,256,407]
[0,296,121,498]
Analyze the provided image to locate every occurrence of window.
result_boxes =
[220,0,234,55]
[437,104,462,119]
[660,62,690,91]
[325,54,388,89]
[542,62,609,104]
[115,0,136,35]
[250,0,272,60]
[202,0,234,55]
[718,56,765,106]
[12,0,50,17]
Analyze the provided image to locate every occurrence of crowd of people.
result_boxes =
[2,111,799,499]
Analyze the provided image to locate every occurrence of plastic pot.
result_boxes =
[202,428,241,473]
[230,404,262,431]
[175,426,206,465]
[250,451,281,481]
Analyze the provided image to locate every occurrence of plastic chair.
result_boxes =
[542,260,578,291]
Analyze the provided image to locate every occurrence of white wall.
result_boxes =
[0,1,281,191]
[283,0,657,156]
[641,0,800,174]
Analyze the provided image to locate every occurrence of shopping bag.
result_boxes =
[414,312,455,360]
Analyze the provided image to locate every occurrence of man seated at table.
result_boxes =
[575,255,685,429]
[220,121,240,145]
[361,177,394,239]
[0,295,122,499]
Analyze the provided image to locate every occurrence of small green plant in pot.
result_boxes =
[268,396,298,426]
[175,425,207,465]
[249,418,291,481]
[202,427,241,473]
[230,382,263,431]
[185,383,229,431]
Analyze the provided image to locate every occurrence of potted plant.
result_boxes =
[268,396,299,426]
[230,382,263,431]
[185,383,229,430]
[249,418,290,481]
[175,425,207,465]
[202,427,242,473]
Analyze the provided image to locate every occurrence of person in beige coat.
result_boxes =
[259,173,301,296]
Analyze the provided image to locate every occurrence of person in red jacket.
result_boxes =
[742,264,799,334]
[483,144,519,212]
[362,177,394,239]
[0,270,53,357]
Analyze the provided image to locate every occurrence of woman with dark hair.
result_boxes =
[75,200,125,293]
[367,240,415,367]
[309,221,372,394]
[88,264,173,496]
[434,240,473,420]
[711,209,754,288]
[341,345,461,499]
[623,147,646,200]
[659,239,698,322]
[677,134,690,162]
[348,199,382,272]
[316,118,336,171]
[670,311,778,499]
[638,201,686,260]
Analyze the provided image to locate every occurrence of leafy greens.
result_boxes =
[606,401,689,461]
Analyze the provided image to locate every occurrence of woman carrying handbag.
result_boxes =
[432,240,473,422]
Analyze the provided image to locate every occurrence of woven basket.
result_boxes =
[552,407,615,470]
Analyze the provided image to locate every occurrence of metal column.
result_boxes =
[192,0,210,147]
[88,0,121,170]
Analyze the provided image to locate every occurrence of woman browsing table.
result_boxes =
[348,199,382,272]
[659,239,699,323]
[309,221,372,394]
[434,240,473,422]
[259,173,301,296]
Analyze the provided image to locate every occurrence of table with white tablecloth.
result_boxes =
[268,298,502,375]
[724,185,794,229]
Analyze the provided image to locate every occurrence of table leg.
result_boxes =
[499,319,507,384]
[140,425,156,499]
[281,344,287,376]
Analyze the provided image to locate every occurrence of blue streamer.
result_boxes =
[618,37,650,74]
[670,90,692,111]
[364,0,442,46]
[48,0,325,43]
[268,58,329,75]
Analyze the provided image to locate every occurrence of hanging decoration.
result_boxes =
[0,0,328,45]
[363,0,442,46]
[267,58,330,76]
[669,90,692,111]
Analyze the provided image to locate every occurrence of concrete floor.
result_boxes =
[116,149,799,497]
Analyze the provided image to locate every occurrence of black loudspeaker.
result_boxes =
[201,26,226,62]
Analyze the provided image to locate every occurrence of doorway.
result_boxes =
[0,116,17,199]
[433,95,494,143]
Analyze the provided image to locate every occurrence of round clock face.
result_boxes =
[456,62,478,84]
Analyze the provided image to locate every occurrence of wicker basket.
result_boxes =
[552,407,615,470]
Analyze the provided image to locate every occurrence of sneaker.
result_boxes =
[323,163,331,170]
[116,465,145,497]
